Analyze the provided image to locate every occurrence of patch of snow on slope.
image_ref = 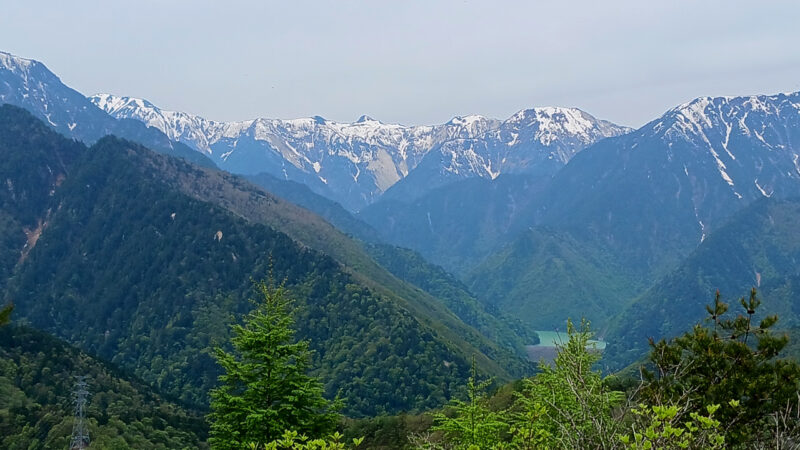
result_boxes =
[754,178,773,197]
[794,154,800,176]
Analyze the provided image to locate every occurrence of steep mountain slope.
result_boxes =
[364,243,539,350]
[0,51,213,168]
[0,106,528,416]
[467,227,643,331]
[360,174,551,274]
[0,105,85,282]
[240,171,540,350]
[245,171,382,243]
[0,325,207,449]
[128,136,536,376]
[603,197,800,370]
[415,92,800,333]
[91,93,628,210]
[532,92,800,276]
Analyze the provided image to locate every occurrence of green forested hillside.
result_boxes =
[0,325,206,449]
[604,197,800,369]
[0,105,84,281]
[245,171,539,370]
[8,137,469,416]
[0,105,527,416]
[366,243,539,352]
[468,227,643,331]
[134,135,532,383]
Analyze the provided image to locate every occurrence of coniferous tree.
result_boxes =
[208,281,339,449]
[0,302,11,327]
[428,357,508,449]
[641,289,800,445]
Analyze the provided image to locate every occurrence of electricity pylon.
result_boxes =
[69,375,90,449]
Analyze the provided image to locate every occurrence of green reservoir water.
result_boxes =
[533,330,606,350]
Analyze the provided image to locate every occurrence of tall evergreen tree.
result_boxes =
[0,303,11,327]
[208,281,339,449]
[428,357,508,449]
[641,289,800,445]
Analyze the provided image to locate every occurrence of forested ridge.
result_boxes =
[0,105,530,418]
[0,325,207,449]
[605,197,800,370]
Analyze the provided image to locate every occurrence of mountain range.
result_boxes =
[360,91,800,332]
[89,93,629,211]
[3,47,800,393]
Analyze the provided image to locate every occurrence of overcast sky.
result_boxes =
[2,0,798,127]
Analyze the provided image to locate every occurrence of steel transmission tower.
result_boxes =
[69,375,90,449]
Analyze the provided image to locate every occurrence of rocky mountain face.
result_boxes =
[379,107,629,203]
[529,93,800,274]
[90,93,629,210]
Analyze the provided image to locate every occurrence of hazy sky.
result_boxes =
[2,1,799,127]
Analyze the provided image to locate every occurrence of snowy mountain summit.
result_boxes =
[645,92,800,203]
[0,51,211,166]
[0,51,83,133]
[90,94,629,210]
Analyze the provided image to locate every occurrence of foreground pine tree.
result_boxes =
[208,281,339,449]
[427,357,508,448]
[641,288,800,446]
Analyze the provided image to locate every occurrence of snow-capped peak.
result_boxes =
[637,91,800,203]
[447,114,489,126]
[91,93,161,117]
[503,106,630,147]
[0,51,36,75]
[649,92,800,157]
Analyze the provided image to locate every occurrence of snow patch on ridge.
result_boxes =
[755,179,773,197]
[0,51,35,76]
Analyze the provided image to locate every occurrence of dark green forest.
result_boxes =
[0,105,529,419]
[604,197,800,370]
[0,325,206,449]
[6,137,471,415]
